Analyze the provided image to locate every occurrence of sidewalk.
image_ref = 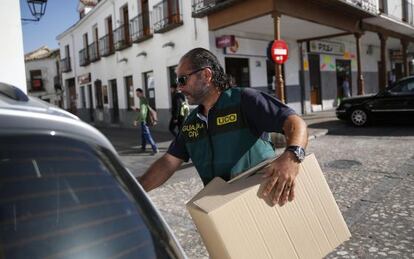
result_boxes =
[97,110,337,153]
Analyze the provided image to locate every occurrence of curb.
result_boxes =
[307,129,329,141]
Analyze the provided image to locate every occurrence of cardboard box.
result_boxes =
[186,153,351,259]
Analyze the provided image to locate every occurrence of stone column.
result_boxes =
[401,39,409,77]
[378,33,388,91]
[355,33,365,95]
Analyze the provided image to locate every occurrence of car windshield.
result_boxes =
[0,135,181,259]
[389,79,414,94]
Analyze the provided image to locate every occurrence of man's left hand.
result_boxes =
[261,151,300,206]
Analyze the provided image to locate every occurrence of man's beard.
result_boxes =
[188,81,210,105]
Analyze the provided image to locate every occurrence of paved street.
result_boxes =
[98,111,414,258]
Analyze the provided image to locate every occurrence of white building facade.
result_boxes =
[58,0,414,130]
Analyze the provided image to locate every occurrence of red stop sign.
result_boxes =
[271,40,288,64]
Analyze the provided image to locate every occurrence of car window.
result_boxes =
[389,79,414,94]
[0,135,181,259]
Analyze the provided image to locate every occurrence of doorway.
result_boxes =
[143,71,156,108]
[225,57,250,87]
[308,54,322,105]
[395,63,403,82]
[66,78,77,115]
[109,79,119,123]
[87,84,94,122]
[336,59,352,98]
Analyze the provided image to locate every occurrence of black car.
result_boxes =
[0,82,187,259]
[336,76,414,126]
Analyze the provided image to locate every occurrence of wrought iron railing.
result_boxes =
[130,12,153,42]
[153,0,183,33]
[88,41,100,62]
[60,57,71,73]
[79,48,90,66]
[192,0,244,18]
[99,34,115,57]
[114,24,131,50]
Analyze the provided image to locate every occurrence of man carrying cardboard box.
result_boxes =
[138,48,308,206]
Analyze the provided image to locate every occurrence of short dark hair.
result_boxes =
[170,84,177,89]
[180,48,230,91]
[135,88,143,93]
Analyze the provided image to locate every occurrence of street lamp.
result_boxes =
[22,0,48,22]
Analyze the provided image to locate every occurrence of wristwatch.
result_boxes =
[285,145,306,163]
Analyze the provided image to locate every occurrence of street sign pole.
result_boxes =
[272,12,285,103]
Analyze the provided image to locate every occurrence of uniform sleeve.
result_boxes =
[241,88,297,137]
[167,132,190,162]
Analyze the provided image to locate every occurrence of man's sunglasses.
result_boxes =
[176,67,210,87]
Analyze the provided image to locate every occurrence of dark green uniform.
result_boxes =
[168,87,295,185]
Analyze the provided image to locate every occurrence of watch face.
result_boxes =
[288,146,305,162]
[297,148,305,161]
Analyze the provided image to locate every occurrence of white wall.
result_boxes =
[0,1,26,92]
[211,32,270,88]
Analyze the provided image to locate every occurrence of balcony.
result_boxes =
[99,34,115,57]
[130,12,153,43]
[192,0,245,18]
[114,24,131,51]
[79,48,90,67]
[341,0,378,15]
[88,41,100,62]
[153,0,183,33]
[60,57,71,73]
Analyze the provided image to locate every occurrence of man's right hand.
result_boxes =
[138,153,183,192]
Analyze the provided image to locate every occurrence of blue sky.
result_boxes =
[20,0,79,53]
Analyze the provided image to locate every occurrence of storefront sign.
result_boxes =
[309,40,345,55]
[78,73,91,85]
[271,40,289,64]
[216,35,235,48]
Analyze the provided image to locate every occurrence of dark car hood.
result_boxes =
[340,94,377,104]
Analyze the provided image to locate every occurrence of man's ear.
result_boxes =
[203,67,213,83]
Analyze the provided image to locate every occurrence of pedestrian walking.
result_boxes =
[169,84,187,137]
[133,88,158,155]
[342,76,351,98]
[138,48,308,206]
